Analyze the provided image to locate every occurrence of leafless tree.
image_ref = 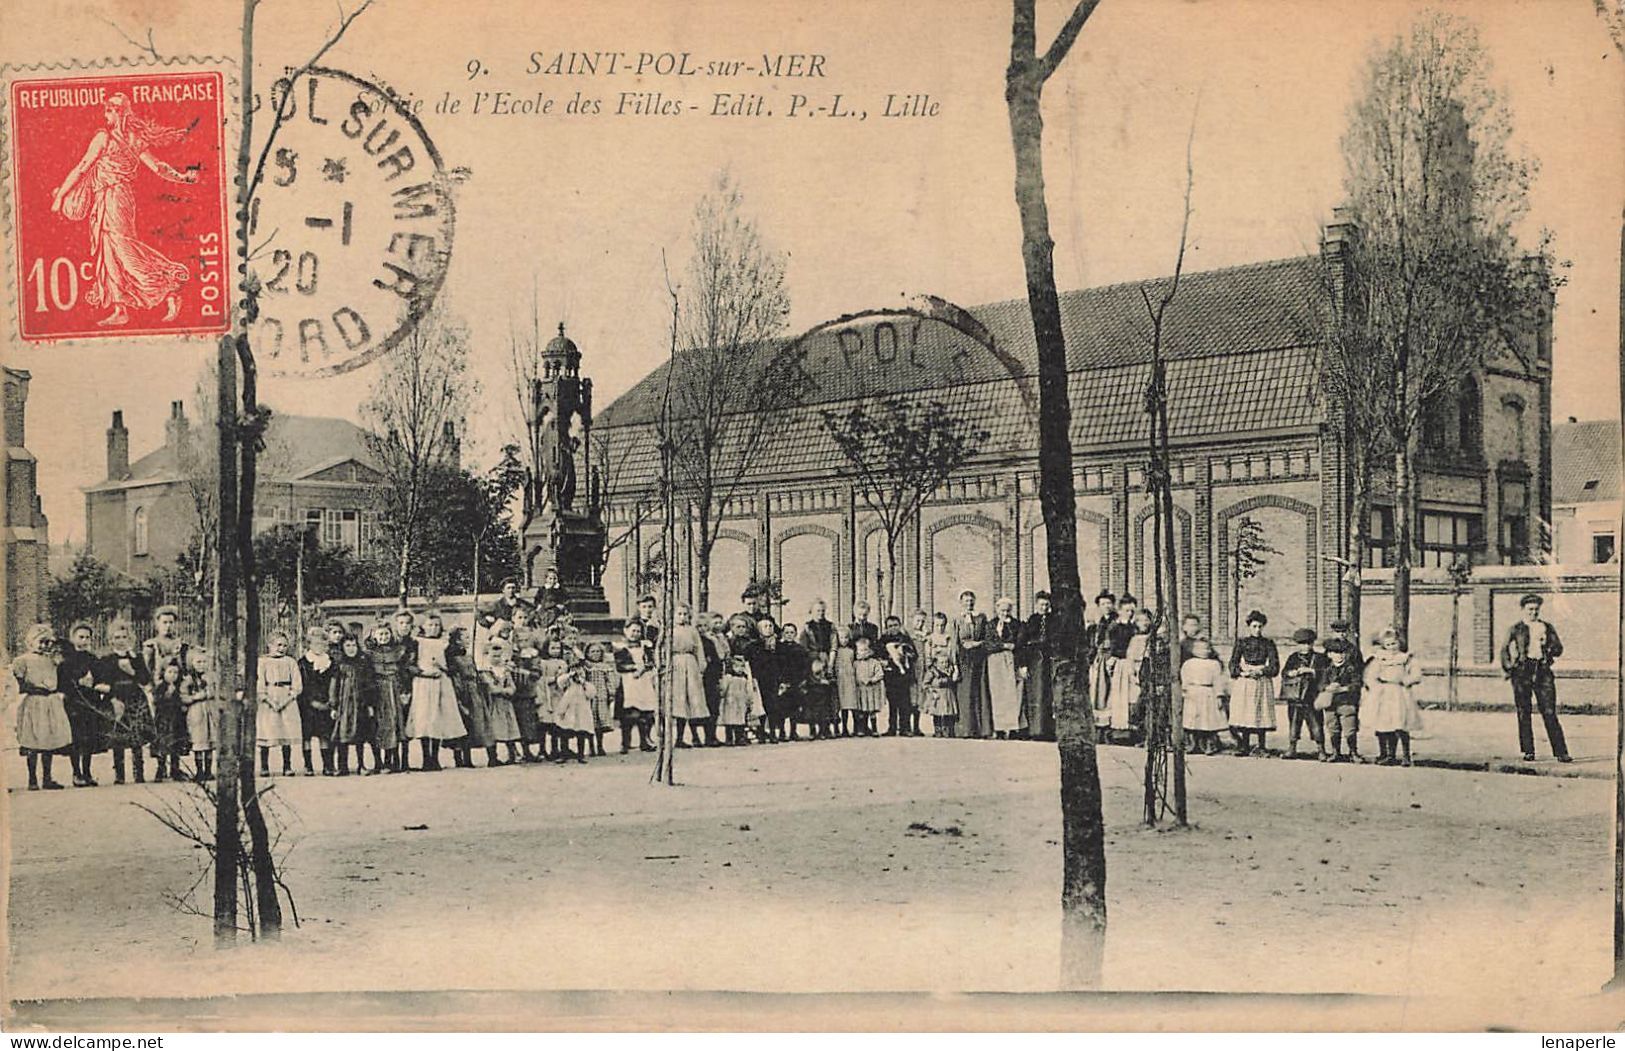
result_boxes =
[821,398,988,619]
[664,171,808,611]
[1328,11,1553,643]
[1137,110,1196,828]
[360,298,475,605]
[1005,0,1107,988]
[590,430,659,580]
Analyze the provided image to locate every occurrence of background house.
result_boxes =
[82,400,397,578]
[1551,417,1621,566]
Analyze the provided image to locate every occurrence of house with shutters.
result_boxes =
[591,221,1554,641]
[82,400,420,577]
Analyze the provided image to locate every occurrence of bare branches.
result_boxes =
[247,0,375,201]
[100,17,163,61]
[362,298,476,601]
[660,172,800,608]
[1038,0,1102,82]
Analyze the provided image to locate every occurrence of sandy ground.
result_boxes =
[3,728,1611,1014]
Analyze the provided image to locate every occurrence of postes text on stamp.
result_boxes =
[6,69,230,341]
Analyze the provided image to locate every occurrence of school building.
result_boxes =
[592,218,1557,649]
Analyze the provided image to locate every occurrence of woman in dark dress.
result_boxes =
[744,618,782,743]
[58,622,111,787]
[96,620,152,784]
[950,590,993,738]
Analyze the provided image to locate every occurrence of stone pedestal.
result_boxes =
[522,510,616,635]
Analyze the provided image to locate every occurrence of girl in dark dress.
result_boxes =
[365,622,409,773]
[776,623,811,742]
[745,618,782,743]
[446,626,493,768]
[97,620,152,784]
[328,635,372,775]
[149,658,189,781]
[58,622,109,787]
[296,625,338,776]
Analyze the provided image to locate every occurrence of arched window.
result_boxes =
[132,506,149,557]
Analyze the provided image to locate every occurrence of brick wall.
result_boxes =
[1361,565,1617,708]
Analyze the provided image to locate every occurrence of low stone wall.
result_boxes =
[1360,565,1620,710]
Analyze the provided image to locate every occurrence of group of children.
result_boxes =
[9,611,219,790]
[11,584,1432,790]
[253,605,621,778]
[1175,613,1424,765]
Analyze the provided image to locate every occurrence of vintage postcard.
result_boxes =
[0,0,1621,1036]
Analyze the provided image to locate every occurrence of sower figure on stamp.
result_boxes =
[1499,593,1572,763]
[49,93,198,327]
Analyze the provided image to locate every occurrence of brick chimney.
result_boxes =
[1319,205,1360,319]
[164,399,189,452]
[442,420,460,469]
[106,410,129,480]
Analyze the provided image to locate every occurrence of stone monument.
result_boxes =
[520,323,613,629]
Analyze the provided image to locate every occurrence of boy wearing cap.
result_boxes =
[1499,593,1571,763]
[1280,627,1328,759]
[1318,638,1364,762]
[1328,619,1365,672]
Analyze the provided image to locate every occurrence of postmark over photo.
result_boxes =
[5,68,230,341]
[247,66,456,378]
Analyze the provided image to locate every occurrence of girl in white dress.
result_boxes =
[923,614,960,737]
[717,615,759,745]
[852,636,886,735]
[10,624,71,790]
[667,604,711,746]
[405,613,467,772]
[1119,608,1153,738]
[548,644,596,764]
[1364,626,1423,766]
[257,632,304,776]
[1179,636,1230,753]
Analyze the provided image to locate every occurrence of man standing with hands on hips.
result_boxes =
[1499,593,1572,763]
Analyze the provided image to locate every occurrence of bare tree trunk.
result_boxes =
[1159,463,1185,826]
[236,340,281,940]
[696,502,712,614]
[212,334,241,947]
[397,533,412,608]
[1392,443,1414,643]
[885,532,901,622]
[1007,44,1106,989]
[1346,439,1370,642]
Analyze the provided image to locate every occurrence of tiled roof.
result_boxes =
[1553,419,1622,505]
[595,256,1327,489]
[597,255,1325,429]
[599,345,1323,490]
[87,413,379,491]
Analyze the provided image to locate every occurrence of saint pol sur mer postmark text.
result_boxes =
[247,67,456,378]
[5,68,231,341]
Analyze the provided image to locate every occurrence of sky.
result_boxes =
[4,0,1621,544]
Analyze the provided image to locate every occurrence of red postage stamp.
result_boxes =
[6,69,230,341]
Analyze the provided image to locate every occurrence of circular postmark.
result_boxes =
[247,66,455,378]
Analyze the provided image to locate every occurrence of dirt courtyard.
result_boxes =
[3,736,1612,1008]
